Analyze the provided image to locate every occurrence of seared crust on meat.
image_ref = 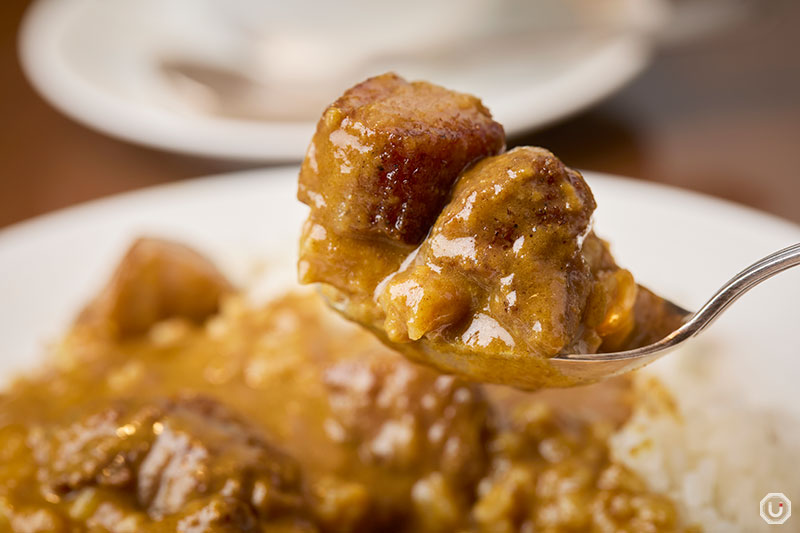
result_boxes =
[298,73,505,245]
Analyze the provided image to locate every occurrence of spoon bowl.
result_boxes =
[552,242,800,381]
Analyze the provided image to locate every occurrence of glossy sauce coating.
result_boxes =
[297,75,680,389]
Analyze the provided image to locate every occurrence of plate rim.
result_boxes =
[19,0,661,162]
[3,167,798,247]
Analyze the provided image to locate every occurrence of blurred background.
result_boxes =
[0,0,798,229]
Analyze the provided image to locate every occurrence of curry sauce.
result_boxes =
[0,239,689,532]
[297,74,682,389]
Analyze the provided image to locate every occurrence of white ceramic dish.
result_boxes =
[19,0,665,161]
[1,167,798,420]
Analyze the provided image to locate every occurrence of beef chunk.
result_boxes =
[324,352,488,486]
[32,402,161,494]
[297,73,504,329]
[78,238,233,337]
[298,72,504,245]
[33,396,308,523]
[137,397,304,518]
[322,351,489,529]
[343,147,640,389]
[378,146,601,356]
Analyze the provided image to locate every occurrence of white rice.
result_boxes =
[610,343,800,532]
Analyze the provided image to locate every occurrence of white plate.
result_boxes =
[19,0,665,161]
[1,167,798,417]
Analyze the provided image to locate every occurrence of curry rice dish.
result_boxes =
[0,75,696,532]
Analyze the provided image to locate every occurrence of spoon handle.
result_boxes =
[686,242,800,337]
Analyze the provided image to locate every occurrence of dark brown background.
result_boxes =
[1,0,799,229]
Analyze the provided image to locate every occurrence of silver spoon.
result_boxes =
[552,242,800,381]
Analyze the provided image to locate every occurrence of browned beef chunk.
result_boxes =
[324,353,488,486]
[298,72,504,245]
[378,146,602,356]
[77,238,233,337]
[321,350,489,531]
[297,73,504,331]
[32,396,308,523]
[32,402,161,494]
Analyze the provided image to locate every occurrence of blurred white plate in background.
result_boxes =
[19,0,667,162]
